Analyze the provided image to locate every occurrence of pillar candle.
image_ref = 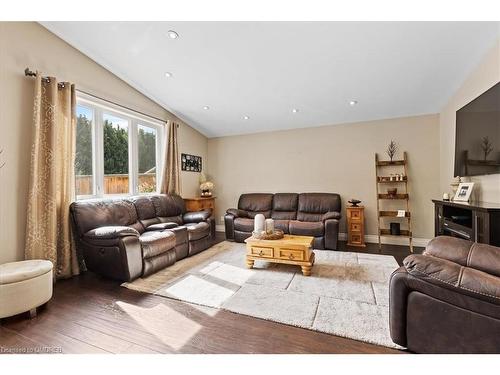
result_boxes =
[265,219,274,234]
[254,214,265,233]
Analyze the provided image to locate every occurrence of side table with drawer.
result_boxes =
[183,197,216,212]
[347,206,366,247]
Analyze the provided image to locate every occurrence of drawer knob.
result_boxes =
[259,251,263,256]
[288,254,294,259]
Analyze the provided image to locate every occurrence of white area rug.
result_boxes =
[122,241,401,349]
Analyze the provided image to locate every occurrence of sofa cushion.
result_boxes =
[140,231,176,259]
[170,226,188,245]
[297,193,341,222]
[226,208,249,218]
[159,215,183,225]
[404,254,500,304]
[183,210,212,223]
[238,193,273,218]
[234,218,255,232]
[71,199,144,236]
[425,236,500,278]
[273,219,290,234]
[151,195,183,218]
[143,250,176,278]
[130,196,156,220]
[184,222,210,241]
[289,220,324,237]
[271,193,298,220]
[145,222,179,231]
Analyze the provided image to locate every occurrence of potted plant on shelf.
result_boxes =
[386,140,398,162]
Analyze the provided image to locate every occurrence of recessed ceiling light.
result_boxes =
[243,115,250,120]
[292,108,299,113]
[165,72,173,78]
[203,106,210,110]
[349,100,358,106]
[167,30,179,39]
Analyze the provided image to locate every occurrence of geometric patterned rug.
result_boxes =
[122,241,402,349]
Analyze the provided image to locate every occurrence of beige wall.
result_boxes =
[439,39,500,202]
[0,22,207,263]
[208,114,440,241]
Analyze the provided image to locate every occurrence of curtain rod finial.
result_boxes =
[24,68,36,77]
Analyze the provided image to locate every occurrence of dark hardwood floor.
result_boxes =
[0,233,419,354]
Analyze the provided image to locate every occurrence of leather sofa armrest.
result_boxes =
[324,218,340,250]
[404,254,500,304]
[84,226,140,239]
[226,208,249,218]
[183,209,212,223]
[322,211,341,221]
[389,267,411,347]
[80,228,143,282]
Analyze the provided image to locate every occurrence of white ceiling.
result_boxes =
[41,22,500,138]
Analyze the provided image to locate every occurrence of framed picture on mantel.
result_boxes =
[453,182,474,202]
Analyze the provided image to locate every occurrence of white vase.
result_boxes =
[254,214,265,233]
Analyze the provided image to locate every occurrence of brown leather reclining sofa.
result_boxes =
[390,236,500,353]
[70,194,215,282]
[225,193,341,250]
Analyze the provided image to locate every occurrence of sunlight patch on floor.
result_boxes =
[116,301,202,350]
[162,274,236,307]
[199,262,255,286]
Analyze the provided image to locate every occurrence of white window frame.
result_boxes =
[76,93,165,200]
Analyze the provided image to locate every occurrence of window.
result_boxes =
[103,113,129,195]
[75,94,164,199]
[137,124,157,193]
[75,105,95,196]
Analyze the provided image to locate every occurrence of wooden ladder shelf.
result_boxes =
[375,151,413,252]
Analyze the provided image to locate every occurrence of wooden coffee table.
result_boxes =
[244,235,315,276]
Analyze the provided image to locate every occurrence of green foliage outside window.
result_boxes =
[76,115,157,176]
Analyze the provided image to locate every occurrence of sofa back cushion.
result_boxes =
[297,193,341,222]
[238,193,273,218]
[70,198,144,237]
[150,194,184,224]
[271,193,298,220]
[129,196,159,228]
[425,236,500,278]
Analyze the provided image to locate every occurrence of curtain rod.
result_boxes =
[24,68,170,125]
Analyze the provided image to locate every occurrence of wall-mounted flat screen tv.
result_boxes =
[454,82,500,177]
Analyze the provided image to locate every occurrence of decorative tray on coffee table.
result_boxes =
[251,229,285,240]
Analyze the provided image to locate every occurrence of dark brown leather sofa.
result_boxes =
[225,193,341,250]
[70,194,215,282]
[390,236,500,353]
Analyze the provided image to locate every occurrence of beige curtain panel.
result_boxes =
[25,73,80,279]
[161,121,181,195]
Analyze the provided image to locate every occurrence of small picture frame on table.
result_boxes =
[453,182,474,202]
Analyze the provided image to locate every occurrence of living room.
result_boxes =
[1,1,499,372]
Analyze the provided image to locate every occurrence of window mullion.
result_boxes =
[130,119,138,196]
[96,107,104,198]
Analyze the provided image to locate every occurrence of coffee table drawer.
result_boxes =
[250,246,273,258]
[277,248,305,261]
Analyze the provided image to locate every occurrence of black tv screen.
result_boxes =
[454,82,500,177]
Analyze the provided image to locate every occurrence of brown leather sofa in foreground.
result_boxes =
[70,194,215,282]
[225,193,341,250]
[390,236,500,353]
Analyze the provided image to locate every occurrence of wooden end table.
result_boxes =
[244,235,315,276]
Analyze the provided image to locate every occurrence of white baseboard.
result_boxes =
[216,225,430,248]
[338,233,430,247]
